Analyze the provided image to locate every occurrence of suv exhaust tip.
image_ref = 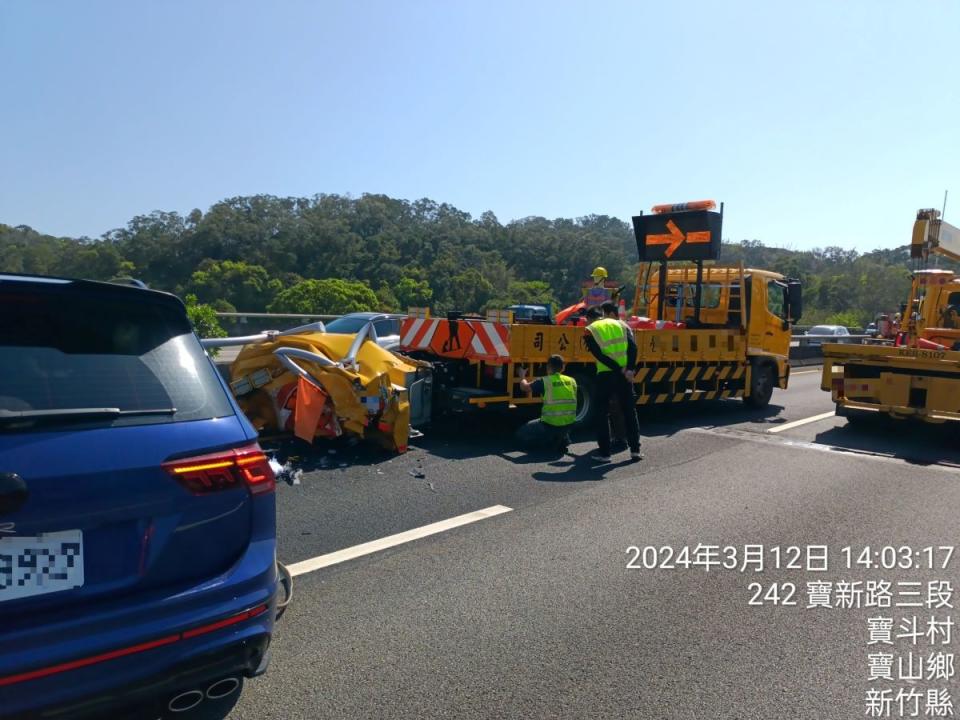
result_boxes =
[168,676,241,713]
[168,689,205,713]
[206,676,241,700]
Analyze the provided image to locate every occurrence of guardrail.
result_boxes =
[793,334,874,346]
[210,314,872,366]
[215,312,341,337]
[789,335,877,366]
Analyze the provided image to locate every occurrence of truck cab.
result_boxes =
[641,266,800,362]
[908,270,960,350]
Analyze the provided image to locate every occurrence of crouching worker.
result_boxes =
[515,354,578,455]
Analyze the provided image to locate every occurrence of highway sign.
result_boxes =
[632,210,722,262]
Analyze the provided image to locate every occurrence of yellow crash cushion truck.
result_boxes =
[822,208,960,423]
[399,202,803,424]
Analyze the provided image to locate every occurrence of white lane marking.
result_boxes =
[286,505,514,577]
[767,410,836,433]
[686,426,960,474]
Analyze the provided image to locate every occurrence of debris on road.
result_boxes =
[408,457,427,479]
[268,457,303,486]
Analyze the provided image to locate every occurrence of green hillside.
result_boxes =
[1,193,943,326]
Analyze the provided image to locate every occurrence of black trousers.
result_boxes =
[595,371,640,455]
[516,419,571,453]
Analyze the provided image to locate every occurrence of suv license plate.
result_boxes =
[0,530,84,602]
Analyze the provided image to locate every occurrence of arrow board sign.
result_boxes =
[632,210,722,262]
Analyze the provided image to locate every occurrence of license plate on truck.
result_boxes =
[0,530,84,602]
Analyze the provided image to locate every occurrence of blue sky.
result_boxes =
[1,0,957,251]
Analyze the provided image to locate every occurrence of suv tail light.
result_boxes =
[163,444,276,495]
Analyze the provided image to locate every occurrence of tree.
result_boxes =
[446,269,494,311]
[267,278,379,314]
[825,310,865,329]
[186,259,278,311]
[393,277,433,309]
[1,191,933,327]
[375,282,399,312]
[508,280,558,307]
[183,294,226,357]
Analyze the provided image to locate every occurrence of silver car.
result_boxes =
[323,312,405,350]
[805,324,850,346]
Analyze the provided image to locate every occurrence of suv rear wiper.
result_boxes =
[0,407,176,423]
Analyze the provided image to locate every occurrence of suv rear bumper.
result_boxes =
[0,540,278,718]
[8,634,270,720]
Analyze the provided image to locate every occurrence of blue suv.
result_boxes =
[0,275,278,719]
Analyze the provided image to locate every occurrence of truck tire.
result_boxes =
[744,361,775,408]
[570,372,598,428]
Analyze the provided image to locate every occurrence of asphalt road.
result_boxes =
[229,367,960,720]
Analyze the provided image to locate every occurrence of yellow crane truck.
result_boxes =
[399,202,803,424]
[822,208,960,423]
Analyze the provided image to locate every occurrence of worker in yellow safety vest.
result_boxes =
[583,302,642,462]
[516,354,578,455]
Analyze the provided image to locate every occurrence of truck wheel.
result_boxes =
[744,361,774,408]
[570,373,598,428]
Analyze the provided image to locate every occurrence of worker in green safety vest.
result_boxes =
[516,354,578,454]
[584,302,642,462]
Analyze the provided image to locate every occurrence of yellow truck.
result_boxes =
[400,202,803,423]
[822,208,960,423]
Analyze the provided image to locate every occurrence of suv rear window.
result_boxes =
[0,282,233,427]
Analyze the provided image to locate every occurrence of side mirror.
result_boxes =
[786,279,803,323]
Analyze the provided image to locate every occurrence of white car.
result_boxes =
[805,324,850,346]
[323,312,405,350]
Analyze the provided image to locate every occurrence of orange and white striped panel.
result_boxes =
[400,317,441,351]
[468,321,511,362]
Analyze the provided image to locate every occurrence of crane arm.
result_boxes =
[912,209,960,264]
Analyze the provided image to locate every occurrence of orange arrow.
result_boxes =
[646,220,711,258]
